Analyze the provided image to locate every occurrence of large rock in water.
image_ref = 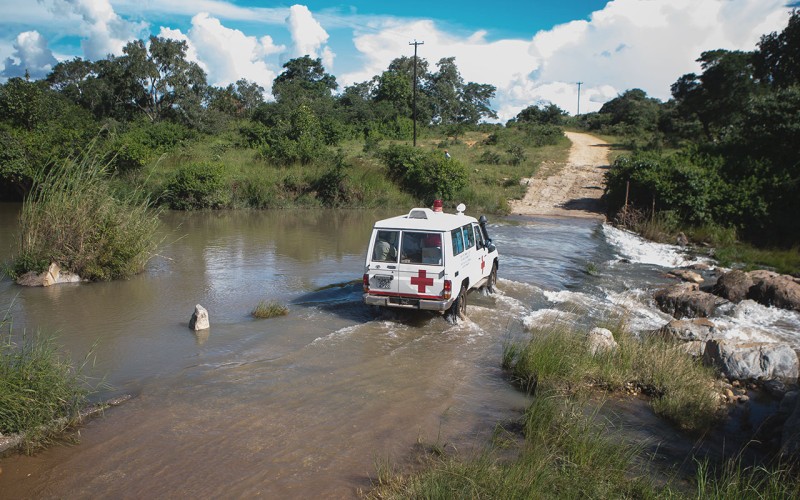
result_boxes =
[189,304,210,330]
[711,269,753,302]
[703,339,799,382]
[654,318,717,342]
[710,269,800,312]
[654,282,722,319]
[748,274,800,312]
[15,262,82,287]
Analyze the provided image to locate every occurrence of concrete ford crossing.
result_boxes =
[362,203,499,320]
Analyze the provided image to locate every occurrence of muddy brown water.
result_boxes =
[0,205,797,497]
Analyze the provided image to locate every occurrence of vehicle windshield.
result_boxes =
[400,231,442,265]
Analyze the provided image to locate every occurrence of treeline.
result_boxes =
[576,11,800,247]
[0,36,516,207]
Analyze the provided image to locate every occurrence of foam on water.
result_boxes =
[522,309,579,330]
[602,224,712,268]
[711,300,800,345]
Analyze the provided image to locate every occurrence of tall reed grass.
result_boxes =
[0,310,91,451]
[15,152,161,281]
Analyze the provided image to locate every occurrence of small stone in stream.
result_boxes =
[189,304,210,330]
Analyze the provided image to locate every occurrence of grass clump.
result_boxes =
[251,300,289,319]
[367,391,660,499]
[0,325,90,452]
[13,152,161,281]
[502,321,721,432]
[694,459,800,499]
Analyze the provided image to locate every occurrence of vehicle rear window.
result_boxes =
[372,230,399,262]
[400,231,442,265]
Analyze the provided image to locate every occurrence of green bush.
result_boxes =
[381,144,467,203]
[605,150,726,225]
[165,163,227,210]
[0,329,90,449]
[313,152,353,207]
[14,153,160,281]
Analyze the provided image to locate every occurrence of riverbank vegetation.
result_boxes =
[0,311,91,453]
[574,11,800,274]
[11,152,161,281]
[368,321,800,498]
[502,321,720,432]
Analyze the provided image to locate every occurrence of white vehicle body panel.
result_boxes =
[363,207,499,312]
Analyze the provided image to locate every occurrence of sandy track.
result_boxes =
[508,131,610,219]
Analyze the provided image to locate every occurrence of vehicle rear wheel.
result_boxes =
[446,284,468,323]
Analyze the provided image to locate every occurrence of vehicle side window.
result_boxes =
[473,223,485,248]
[462,224,475,249]
[372,230,399,262]
[451,229,464,256]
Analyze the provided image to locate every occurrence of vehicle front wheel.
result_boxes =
[487,263,497,293]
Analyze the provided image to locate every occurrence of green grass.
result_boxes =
[694,459,800,499]
[122,127,571,215]
[251,300,289,319]
[14,150,161,281]
[0,320,91,452]
[502,321,721,432]
[367,391,662,499]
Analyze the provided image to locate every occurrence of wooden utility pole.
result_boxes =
[409,40,424,147]
[576,81,583,116]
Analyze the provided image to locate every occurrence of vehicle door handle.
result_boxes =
[387,265,396,269]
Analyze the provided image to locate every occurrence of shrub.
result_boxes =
[313,152,352,207]
[14,153,160,281]
[605,150,726,225]
[479,150,502,165]
[381,144,467,202]
[164,163,227,210]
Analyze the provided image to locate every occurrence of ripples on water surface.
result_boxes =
[0,206,798,497]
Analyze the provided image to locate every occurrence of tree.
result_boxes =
[513,103,566,125]
[597,89,662,133]
[671,50,757,141]
[426,57,497,128]
[271,55,337,104]
[116,36,208,123]
[427,57,463,125]
[208,79,265,118]
[755,10,800,88]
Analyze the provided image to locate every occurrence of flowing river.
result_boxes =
[1,204,799,497]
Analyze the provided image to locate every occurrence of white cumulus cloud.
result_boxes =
[286,4,335,67]
[43,0,147,59]
[343,0,791,121]
[158,13,285,92]
[1,31,58,79]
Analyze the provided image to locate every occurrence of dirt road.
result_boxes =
[509,131,610,219]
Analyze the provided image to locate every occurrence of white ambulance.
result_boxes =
[362,203,499,320]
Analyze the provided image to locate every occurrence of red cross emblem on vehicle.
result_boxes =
[480,256,485,272]
[410,269,434,293]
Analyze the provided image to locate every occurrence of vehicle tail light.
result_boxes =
[363,273,369,292]
[443,279,452,299]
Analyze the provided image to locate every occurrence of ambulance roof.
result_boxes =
[372,208,478,232]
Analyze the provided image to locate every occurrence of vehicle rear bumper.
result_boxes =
[363,293,453,311]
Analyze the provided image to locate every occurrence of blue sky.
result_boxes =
[0,1,795,120]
